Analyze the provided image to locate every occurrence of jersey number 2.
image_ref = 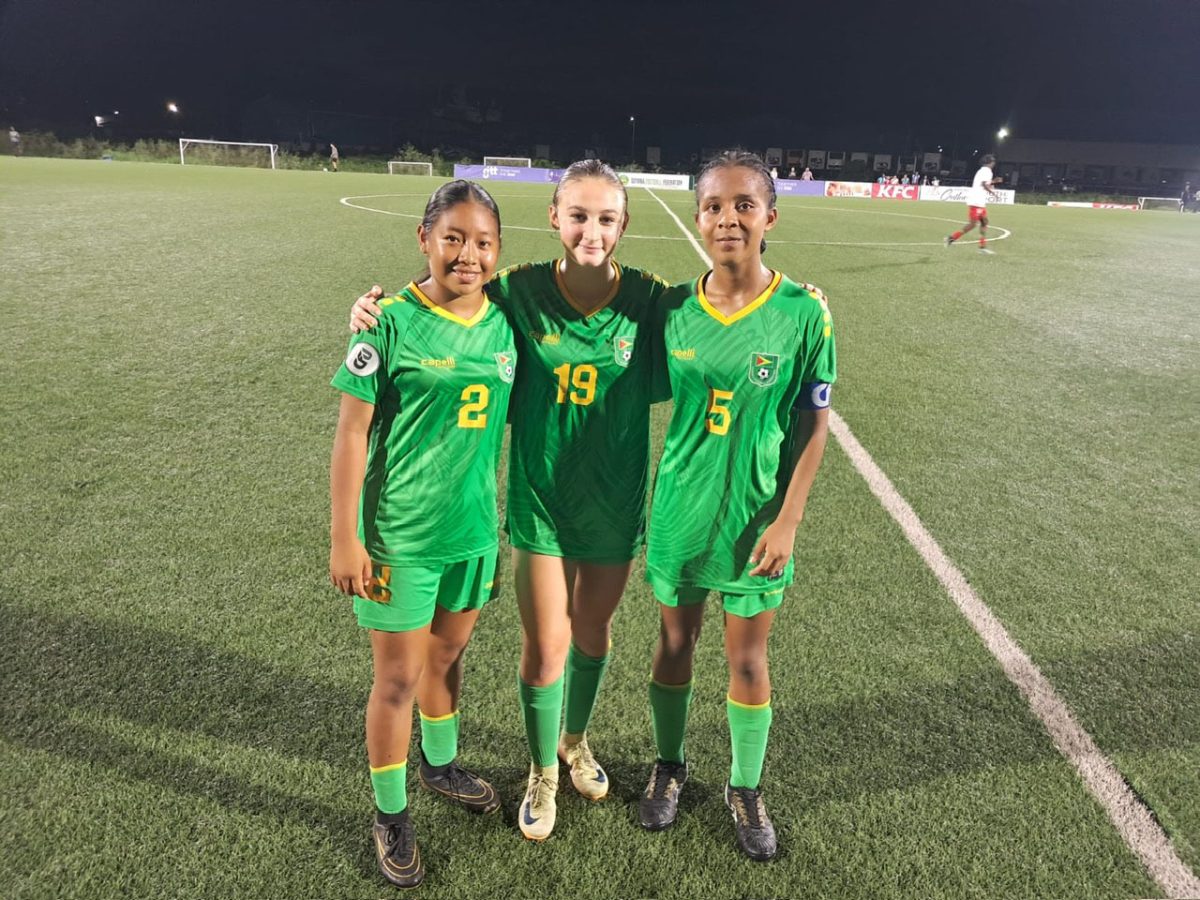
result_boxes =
[553,363,597,406]
[458,385,489,428]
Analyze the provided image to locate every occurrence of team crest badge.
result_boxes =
[613,336,635,368]
[494,351,516,383]
[748,352,779,387]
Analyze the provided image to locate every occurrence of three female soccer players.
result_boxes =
[342,150,836,867]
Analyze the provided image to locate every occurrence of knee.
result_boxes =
[727,652,769,690]
[521,635,569,684]
[426,638,468,674]
[658,622,702,663]
[373,665,423,706]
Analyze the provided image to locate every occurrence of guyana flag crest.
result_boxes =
[748,352,780,387]
[613,335,635,368]
[494,351,516,383]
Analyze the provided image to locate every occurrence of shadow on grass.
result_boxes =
[3,601,1196,870]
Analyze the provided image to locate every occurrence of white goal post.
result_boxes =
[387,161,433,176]
[179,138,279,169]
[1138,196,1183,210]
[483,156,532,168]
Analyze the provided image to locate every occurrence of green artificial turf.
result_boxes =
[1,158,1195,897]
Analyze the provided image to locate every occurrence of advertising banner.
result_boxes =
[617,171,690,190]
[453,165,690,191]
[454,164,564,183]
[919,186,1016,205]
[824,180,873,198]
[1046,201,1138,210]
[776,179,826,196]
[871,183,920,200]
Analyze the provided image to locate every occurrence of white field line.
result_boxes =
[340,193,1009,247]
[643,186,1200,899]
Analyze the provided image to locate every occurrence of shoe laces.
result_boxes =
[731,787,766,829]
[646,762,684,800]
[527,771,555,811]
[569,736,598,773]
[385,819,414,855]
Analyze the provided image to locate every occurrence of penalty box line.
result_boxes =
[643,186,1200,899]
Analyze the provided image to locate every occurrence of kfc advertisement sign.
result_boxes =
[871,183,920,200]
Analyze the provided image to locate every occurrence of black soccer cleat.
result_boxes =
[724,782,778,861]
[639,759,689,830]
[372,810,424,889]
[418,754,501,815]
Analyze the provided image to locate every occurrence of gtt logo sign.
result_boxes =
[872,184,919,200]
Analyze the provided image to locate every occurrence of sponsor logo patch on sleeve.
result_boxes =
[345,342,381,377]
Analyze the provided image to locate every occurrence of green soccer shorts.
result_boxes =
[354,552,499,632]
[645,567,791,619]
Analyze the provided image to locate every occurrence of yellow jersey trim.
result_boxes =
[727,694,771,710]
[553,258,621,317]
[370,760,408,774]
[696,270,782,326]
[418,709,459,723]
[409,281,490,328]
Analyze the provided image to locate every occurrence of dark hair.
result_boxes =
[551,159,628,212]
[694,149,776,255]
[421,179,500,234]
[980,154,997,166]
[415,179,501,281]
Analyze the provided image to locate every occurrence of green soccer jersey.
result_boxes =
[490,259,671,562]
[331,282,517,567]
[646,271,836,593]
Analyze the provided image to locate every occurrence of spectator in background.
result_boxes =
[889,174,899,185]
[769,166,779,179]
[788,166,797,178]
[901,173,910,185]
[932,176,940,187]
[330,143,340,172]
[801,166,814,181]
[8,126,20,156]
[1181,182,1193,213]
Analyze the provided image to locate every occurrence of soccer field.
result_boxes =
[1,158,1196,898]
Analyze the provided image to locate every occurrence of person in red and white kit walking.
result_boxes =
[945,154,1000,254]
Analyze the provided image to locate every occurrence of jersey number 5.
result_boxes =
[458,384,489,428]
[553,363,597,406]
[706,388,733,435]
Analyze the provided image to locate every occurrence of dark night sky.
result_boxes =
[1,0,1197,151]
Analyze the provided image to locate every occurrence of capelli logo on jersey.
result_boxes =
[346,342,381,377]
[420,356,457,368]
[671,348,696,360]
[529,331,561,345]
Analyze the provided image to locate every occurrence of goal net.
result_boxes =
[1138,196,1183,211]
[387,161,433,176]
[483,156,531,168]
[179,138,278,169]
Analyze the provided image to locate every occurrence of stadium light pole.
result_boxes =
[629,115,636,167]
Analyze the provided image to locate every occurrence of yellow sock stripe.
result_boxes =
[418,709,459,723]
[651,678,693,692]
[727,694,771,710]
[369,760,408,775]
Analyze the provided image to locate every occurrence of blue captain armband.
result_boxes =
[796,382,831,410]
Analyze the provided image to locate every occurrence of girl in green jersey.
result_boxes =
[331,181,514,888]
[638,150,836,862]
[351,161,670,841]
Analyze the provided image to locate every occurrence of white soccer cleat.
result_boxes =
[558,734,609,801]
[518,763,559,841]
